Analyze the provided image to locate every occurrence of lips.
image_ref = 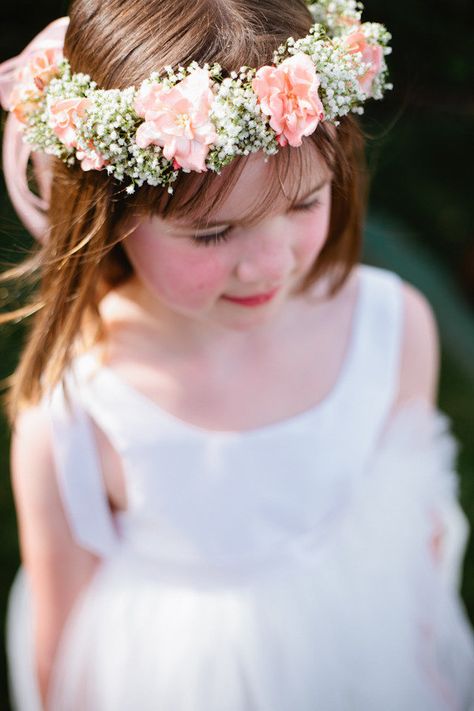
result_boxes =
[221,287,279,306]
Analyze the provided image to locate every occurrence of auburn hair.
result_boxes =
[0,0,370,426]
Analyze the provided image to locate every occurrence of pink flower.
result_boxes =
[48,97,107,171]
[28,47,62,91]
[48,97,91,148]
[251,52,325,148]
[76,143,107,171]
[133,68,217,173]
[343,30,383,98]
[8,84,39,123]
[338,16,360,29]
[7,48,62,123]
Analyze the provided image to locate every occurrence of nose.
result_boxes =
[234,219,296,287]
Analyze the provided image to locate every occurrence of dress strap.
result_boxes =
[40,370,121,558]
[355,263,403,404]
[329,264,405,473]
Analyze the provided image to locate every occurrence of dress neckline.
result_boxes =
[77,265,369,439]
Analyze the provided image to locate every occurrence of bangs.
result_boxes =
[124,121,338,232]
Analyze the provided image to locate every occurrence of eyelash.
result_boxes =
[191,226,233,247]
[191,198,322,247]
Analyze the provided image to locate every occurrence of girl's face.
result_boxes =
[121,151,332,336]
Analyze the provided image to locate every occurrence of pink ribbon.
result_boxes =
[0,17,69,243]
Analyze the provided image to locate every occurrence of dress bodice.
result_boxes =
[40,263,405,571]
[9,264,474,711]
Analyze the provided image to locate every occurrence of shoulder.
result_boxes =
[393,274,440,409]
[11,403,59,524]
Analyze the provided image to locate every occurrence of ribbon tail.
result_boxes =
[2,114,50,243]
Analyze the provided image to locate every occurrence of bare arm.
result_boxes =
[10,404,102,708]
[392,280,441,412]
[389,281,447,566]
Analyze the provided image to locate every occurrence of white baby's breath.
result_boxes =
[15,0,392,195]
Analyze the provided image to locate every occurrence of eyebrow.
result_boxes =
[297,177,330,202]
[182,177,330,231]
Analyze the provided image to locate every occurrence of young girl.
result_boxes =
[1,1,474,709]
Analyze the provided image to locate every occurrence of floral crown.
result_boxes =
[0,1,392,196]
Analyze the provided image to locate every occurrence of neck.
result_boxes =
[95,269,335,364]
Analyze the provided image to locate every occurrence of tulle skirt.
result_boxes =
[6,401,474,711]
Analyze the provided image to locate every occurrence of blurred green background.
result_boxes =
[1,0,473,708]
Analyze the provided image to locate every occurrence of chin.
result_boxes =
[220,308,281,333]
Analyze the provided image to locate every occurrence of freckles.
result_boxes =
[296,218,328,267]
[167,253,227,298]
[124,222,232,308]
[135,238,229,304]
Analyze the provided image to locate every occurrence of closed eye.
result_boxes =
[190,197,322,247]
[190,226,233,247]
[290,197,322,213]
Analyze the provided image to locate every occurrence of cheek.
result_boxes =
[123,231,230,306]
[294,205,331,269]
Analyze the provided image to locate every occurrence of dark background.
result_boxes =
[1,0,473,707]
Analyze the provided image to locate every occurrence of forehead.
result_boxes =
[222,150,327,210]
[164,142,332,230]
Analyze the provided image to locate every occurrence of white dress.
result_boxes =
[5,264,474,711]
